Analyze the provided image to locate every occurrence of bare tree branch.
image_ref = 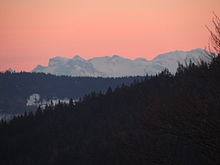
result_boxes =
[206,12,220,55]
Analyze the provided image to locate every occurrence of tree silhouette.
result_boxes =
[206,13,220,55]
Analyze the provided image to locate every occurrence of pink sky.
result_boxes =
[0,0,220,71]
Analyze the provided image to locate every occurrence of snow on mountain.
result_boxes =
[89,55,149,77]
[34,56,105,77]
[26,93,73,109]
[151,48,207,73]
[33,49,208,77]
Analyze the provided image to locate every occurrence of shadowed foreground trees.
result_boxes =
[0,54,220,165]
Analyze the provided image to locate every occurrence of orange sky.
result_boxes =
[0,0,220,71]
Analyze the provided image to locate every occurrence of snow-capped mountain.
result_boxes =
[34,56,105,77]
[33,49,208,77]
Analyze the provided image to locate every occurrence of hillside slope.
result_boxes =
[0,72,141,115]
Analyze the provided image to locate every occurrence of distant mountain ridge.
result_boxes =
[33,49,208,77]
[0,72,141,116]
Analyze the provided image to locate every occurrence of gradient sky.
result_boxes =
[0,0,220,71]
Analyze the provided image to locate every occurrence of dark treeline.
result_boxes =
[0,55,220,165]
[0,72,143,114]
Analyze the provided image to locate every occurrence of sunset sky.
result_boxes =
[0,0,220,71]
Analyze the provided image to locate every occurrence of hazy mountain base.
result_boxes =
[0,55,219,165]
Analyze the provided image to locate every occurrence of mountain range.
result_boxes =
[2,54,220,165]
[33,49,208,77]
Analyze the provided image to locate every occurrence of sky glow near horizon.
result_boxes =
[0,0,220,71]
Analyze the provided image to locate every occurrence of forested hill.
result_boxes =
[0,72,142,114]
[0,56,220,165]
